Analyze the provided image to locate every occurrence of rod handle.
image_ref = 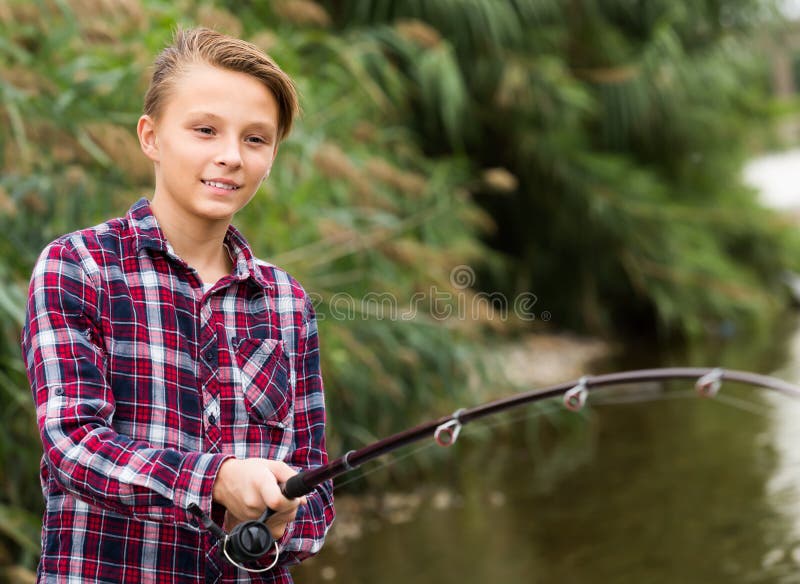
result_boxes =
[282,472,311,500]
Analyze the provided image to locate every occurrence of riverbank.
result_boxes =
[492,332,611,387]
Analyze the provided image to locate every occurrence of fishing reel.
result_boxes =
[188,504,280,573]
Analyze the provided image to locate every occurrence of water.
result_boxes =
[743,149,800,211]
[293,315,800,583]
[290,151,800,582]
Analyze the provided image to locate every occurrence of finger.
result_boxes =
[264,463,309,504]
[263,460,296,483]
[264,510,299,540]
[222,511,243,531]
[265,507,299,525]
[261,479,302,510]
[267,523,287,540]
[258,480,289,512]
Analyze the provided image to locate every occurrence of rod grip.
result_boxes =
[282,472,311,500]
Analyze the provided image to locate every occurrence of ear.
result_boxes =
[137,115,160,162]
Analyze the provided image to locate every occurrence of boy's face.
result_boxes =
[137,63,280,225]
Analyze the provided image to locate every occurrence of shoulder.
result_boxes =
[35,215,131,281]
[253,257,312,301]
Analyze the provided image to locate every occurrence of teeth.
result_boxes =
[204,180,238,190]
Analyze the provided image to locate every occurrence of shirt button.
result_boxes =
[208,414,217,425]
[205,351,216,362]
[54,387,64,396]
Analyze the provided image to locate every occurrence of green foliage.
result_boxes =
[0,0,503,570]
[0,0,796,573]
[321,0,799,338]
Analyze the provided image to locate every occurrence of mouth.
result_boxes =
[201,179,241,191]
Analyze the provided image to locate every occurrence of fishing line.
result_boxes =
[467,400,563,431]
[334,383,782,490]
[189,366,800,571]
[286,367,800,503]
[589,385,777,419]
[333,440,442,491]
[588,388,694,406]
[710,392,775,418]
[338,402,571,490]
[334,387,708,489]
[334,401,566,490]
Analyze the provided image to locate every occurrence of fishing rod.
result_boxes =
[188,366,800,572]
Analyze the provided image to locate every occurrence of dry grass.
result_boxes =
[66,0,147,41]
[84,123,152,183]
[394,19,442,49]
[365,158,427,197]
[195,4,243,37]
[272,0,331,28]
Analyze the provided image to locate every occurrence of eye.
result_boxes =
[194,126,215,135]
[245,135,267,145]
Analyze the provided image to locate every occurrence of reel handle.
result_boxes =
[226,472,311,569]
[188,471,312,570]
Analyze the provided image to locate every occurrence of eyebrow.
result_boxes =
[185,111,276,135]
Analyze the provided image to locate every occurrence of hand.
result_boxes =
[212,458,307,540]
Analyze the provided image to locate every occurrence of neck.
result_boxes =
[149,195,233,285]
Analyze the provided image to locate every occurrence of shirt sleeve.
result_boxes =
[276,297,335,565]
[21,241,231,526]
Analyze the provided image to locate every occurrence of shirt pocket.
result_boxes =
[232,337,293,426]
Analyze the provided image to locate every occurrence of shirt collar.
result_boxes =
[128,197,273,290]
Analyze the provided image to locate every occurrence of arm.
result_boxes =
[21,241,230,525]
[276,297,335,564]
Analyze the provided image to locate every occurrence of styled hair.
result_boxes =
[143,27,299,142]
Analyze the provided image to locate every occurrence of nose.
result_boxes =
[215,137,243,169]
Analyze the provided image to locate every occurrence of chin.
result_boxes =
[195,200,242,220]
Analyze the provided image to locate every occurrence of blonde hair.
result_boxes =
[143,27,299,142]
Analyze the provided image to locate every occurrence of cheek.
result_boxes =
[163,139,210,164]
[246,150,275,177]
[155,144,180,177]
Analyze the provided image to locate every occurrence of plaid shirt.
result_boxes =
[21,198,334,583]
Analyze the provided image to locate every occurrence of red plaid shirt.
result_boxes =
[21,198,334,583]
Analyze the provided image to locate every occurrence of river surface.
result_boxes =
[292,314,800,583]
[291,152,800,583]
[743,149,800,211]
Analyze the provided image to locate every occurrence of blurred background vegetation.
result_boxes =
[2,0,800,578]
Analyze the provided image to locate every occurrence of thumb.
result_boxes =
[263,460,308,505]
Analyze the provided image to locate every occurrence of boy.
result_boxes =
[21,28,334,583]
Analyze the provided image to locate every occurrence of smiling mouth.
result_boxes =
[202,180,241,191]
